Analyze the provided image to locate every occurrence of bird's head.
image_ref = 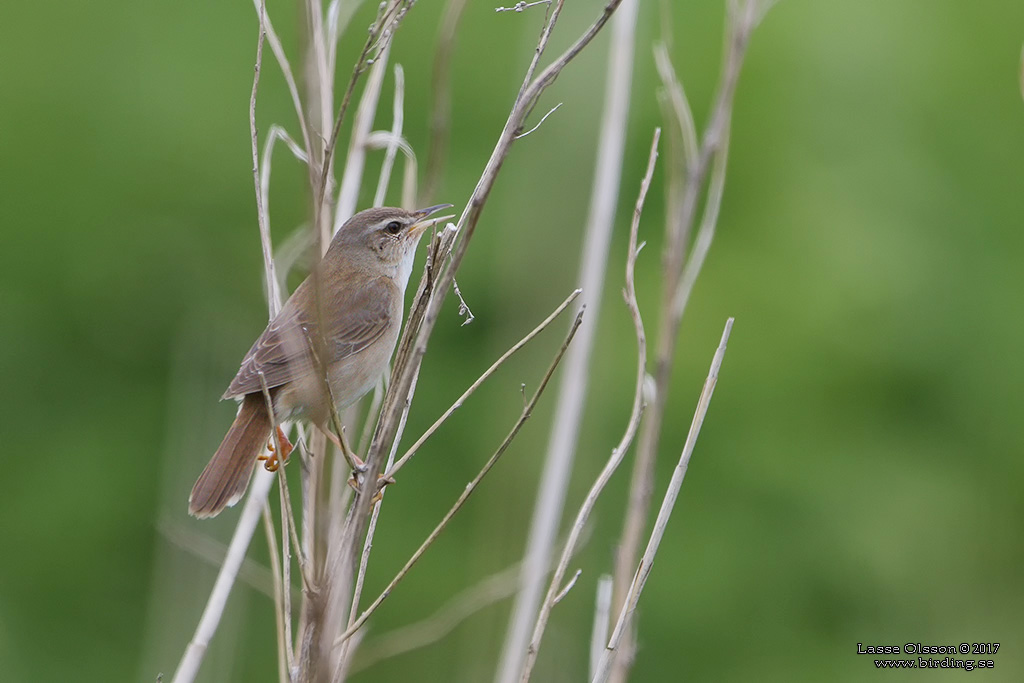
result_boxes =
[332,204,454,285]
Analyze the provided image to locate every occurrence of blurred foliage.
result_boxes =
[2,0,1023,681]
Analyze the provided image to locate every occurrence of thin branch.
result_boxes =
[365,131,418,208]
[514,102,563,139]
[384,288,581,480]
[356,378,386,460]
[451,276,474,325]
[306,0,332,158]
[551,569,582,606]
[358,0,628,523]
[434,0,618,338]
[496,1,551,13]
[278,479,295,679]
[296,0,336,626]
[672,120,731,321]
[260,127,311,304]
[334,310,585,647]
[326,0,363,79]
[593,318,734,683]
[248,13,311,602]
[520,125,656,683]
[271,455,301,682]
[273,223,314,294]
[261,126,309,242]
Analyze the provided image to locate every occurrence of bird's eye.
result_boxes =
[385,221,402,235]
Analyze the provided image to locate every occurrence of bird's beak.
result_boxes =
[409,203,455,237]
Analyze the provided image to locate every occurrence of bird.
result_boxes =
[189,204,453,518]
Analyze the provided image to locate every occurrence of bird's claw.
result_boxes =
[347,472,396,504]
[259,426,294,472]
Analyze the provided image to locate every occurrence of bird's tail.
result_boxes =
[189,393,271,518]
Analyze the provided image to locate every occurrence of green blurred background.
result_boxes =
[2,0,1023,680]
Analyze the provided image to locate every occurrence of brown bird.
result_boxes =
[189,204,452,518]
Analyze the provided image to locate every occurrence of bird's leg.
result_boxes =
[316,423,366,473]
[259,426,294,472]
[313,423,394,503]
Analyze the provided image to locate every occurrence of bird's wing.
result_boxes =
[223,277,394,399]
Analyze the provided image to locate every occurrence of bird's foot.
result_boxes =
[259,426,294,472]
[347,472,396,504]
